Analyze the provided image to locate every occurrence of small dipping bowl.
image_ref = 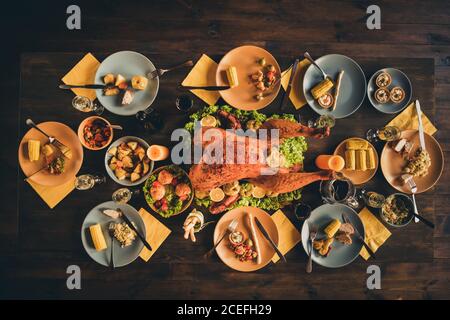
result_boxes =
[77,116,113,151]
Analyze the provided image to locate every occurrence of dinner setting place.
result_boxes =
[16,40,444,300]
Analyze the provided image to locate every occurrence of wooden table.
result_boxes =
[0,1,449,300]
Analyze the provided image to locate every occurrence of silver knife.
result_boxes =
[415,100,426,151]
[342,213,376,259]
[59,84,110,90]
[118,208,152,252]
[254,217,286,262]
[280,59,299,111]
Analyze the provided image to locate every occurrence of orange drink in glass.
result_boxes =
[147,145,170,161]
[315,155,345,171]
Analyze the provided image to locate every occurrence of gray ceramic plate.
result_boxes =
[95,51,159,116]
[81,201,145,268]
[105,136,154,186]
[367,68,412,114]
[303,54,367,119]
[301,203,364,268]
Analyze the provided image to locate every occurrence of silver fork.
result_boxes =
[306,223,317,273]
[108,222,116,270]
[204,219,238,258]
[147,60,194,80]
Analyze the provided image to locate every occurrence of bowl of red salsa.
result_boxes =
[77,116,113,150]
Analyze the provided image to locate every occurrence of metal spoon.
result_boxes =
[303,52,330,80]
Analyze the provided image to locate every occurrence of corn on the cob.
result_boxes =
[311,78,334,99]
[324,219,341,238]
[89,224,107,252]
[366,148,376,170]
[346,139,368,150]
[356,150,367,171]
[344,149,355,170]
[27,140,41,161]
[226,66,239,87]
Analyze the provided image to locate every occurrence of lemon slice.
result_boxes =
[209,188,225,202]
[251,186,266,199]
[200,115,217,127]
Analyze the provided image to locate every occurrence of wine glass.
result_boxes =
[360,189,386,208]
[72,96,104,115]
[75,174,106,190]
[112,188,141,204]
[366,126,401,143]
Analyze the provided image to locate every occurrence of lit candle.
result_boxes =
[147,144,170,161]
[315,155,345,171]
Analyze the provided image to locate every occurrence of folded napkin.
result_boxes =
[280,59,311,109]
[61,53,100,101]
[181,54,220,106]
[359,207,392,260]
[271,209,302,263]
[138,208,171,262]
[387,101,437,135]
[27,177,76,209]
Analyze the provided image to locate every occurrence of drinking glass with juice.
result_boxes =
[315,155,345,171]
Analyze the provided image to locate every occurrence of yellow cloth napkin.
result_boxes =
[27,177,76,209]
[281,59,311,109]
[387,101,437,135]
[61,53,100,101]
[271,209,302,263]
[359,207,392,260]
[181,54,220,106]
[138,208,171,262]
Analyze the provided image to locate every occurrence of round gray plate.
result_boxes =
[303,54,367,119]
[81,201,145,268]
[104,136,154,186]
[367,68,412,114]
[301,203,364,268]
[95,51,159,116]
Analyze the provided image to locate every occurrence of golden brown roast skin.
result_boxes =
[188,119,332,192]
[248,171,333,194]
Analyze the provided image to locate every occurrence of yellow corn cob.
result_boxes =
[28,140,40,161]
[346,139,368,150]
[89,224,107,252]
[324,219,341,238]
[344,149,355,170]
[311,78,334,99]
[226,66,239,87]
[366,148,376,170]
[356,150,367,171]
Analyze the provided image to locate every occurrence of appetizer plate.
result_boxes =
[368,68,412,114]
[333,137,378,185]
[143,165,194,218]
[77,116,113,151]
[213,206,278,272]
[81,201,145,268]
[18,121,83,186]
[104,136,154,186]
[301,203,364,268]
[303,54,367,119]
[216,45,281,111]
[381,129,444,194]
[95,51,159,116]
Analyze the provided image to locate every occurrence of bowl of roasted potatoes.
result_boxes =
[105,136,154,186]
